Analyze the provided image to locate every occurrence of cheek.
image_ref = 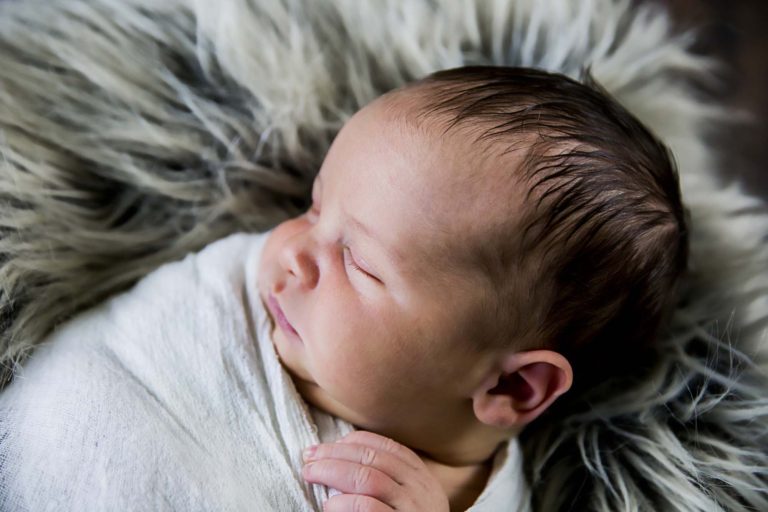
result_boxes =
[309,304,423,392]
[308,303,371,373]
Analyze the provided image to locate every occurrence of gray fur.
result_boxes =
[0,0,765,510]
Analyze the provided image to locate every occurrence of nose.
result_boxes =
[278,230,320,289]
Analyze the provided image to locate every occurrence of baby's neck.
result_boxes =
[419,453,493,511]
[292,372,498,508]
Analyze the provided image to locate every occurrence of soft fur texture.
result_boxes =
[0,0,765,510]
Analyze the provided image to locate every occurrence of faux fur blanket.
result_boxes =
[0,0,766,510]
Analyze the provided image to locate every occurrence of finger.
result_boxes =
[303,459,397,502]
[305,442,416,484]
[323,493,392,512]
[338,431,424,470]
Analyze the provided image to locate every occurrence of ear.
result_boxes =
[471,350,573,429]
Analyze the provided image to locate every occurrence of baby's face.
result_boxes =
[257,95,516,450]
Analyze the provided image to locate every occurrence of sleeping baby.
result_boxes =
[0,66,687,511]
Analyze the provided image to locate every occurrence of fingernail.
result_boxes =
[302,445,317,462]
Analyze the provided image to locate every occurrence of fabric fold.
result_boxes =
[0,231,528,511]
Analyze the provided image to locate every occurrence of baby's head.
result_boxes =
[258,66,687,464]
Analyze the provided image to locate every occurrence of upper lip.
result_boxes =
[267,293,301,340]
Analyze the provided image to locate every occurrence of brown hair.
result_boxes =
[402,66,689,399]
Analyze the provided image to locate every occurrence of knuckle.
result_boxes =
[360,447,377,467]
[324,494,377,512]
[351,495,369,512]
[379,434,397,451]
[352,465,372,491]
[380,436,399,454]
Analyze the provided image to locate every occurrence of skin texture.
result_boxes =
[257,92,573,510]
[302,431,451,512]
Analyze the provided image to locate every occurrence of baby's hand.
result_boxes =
[302,430,450,512]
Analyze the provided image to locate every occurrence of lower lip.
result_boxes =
[268,294,302,342]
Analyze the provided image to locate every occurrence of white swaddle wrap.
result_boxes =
[0,232,529,511]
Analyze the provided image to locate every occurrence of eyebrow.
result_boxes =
[315,173,405,275]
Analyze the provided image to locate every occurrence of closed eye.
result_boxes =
[343,246,381,283]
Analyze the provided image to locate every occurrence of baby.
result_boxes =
[0,66,686,512]
[257,66,688,510]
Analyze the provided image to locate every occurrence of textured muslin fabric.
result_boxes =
[0,231,530,511]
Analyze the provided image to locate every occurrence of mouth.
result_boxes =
[267,293,302,343]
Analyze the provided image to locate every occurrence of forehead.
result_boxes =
[322,94,525,283]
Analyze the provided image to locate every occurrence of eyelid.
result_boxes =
[343,246,382,284]
[308,175,383,285]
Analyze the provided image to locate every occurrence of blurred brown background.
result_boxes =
[660,0,768,199]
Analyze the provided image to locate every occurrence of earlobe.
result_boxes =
[472,350,573,429]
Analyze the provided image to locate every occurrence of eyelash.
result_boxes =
[343,246,373,279]
[309,200,380,284]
